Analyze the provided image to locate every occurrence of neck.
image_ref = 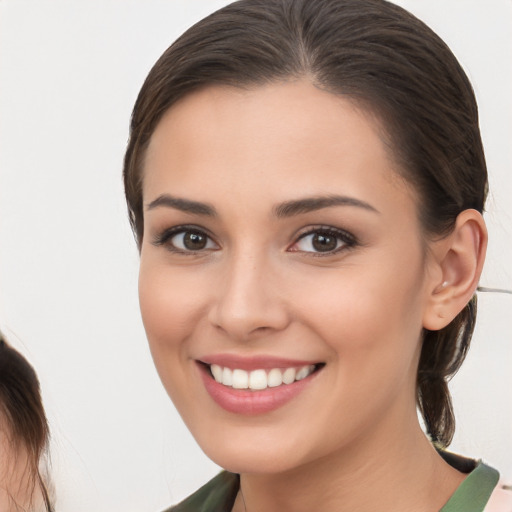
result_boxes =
[234,415,464,512]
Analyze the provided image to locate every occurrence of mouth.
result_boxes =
[196,357,325,414]
[205,362,322,391]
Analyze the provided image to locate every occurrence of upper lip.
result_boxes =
[198,354,321,371]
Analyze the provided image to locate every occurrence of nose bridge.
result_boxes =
[209,244,288,339]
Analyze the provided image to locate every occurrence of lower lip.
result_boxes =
[198,364,320,415]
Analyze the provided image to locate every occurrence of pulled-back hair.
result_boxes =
[123,0,487,446]
[0,332,53,511]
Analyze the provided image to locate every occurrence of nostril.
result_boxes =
[208,302,290,341]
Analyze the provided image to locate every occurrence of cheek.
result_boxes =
[292,253,426,386]
[297,268,423,347]
[138,260,212,413]
[292,278,424,449]
[310,287,422,384]
[138,260,207,355]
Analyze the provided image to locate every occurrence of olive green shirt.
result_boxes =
[165,454,499,512]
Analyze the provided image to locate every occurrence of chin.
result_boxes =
[206,445,302,475]
[189,421,321,476]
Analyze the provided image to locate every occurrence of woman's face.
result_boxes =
[139,81,438,474]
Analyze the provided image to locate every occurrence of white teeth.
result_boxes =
[296,365,314,381]
[222,367,233,386]
[211,364,223,383]
[267,368,283,388]
[232,369,249,389]
[210,363,317,390]
[282,367,296,384]
[249,369,268,390]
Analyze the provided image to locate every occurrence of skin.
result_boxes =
[138,81,486,512]
[0,419,45,512]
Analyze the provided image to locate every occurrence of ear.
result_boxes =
[423,209,487,331]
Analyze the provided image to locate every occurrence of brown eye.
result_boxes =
[183,231,208,250]
[312,233,337,252]
[154,227,218,253]
[289,227,356,255]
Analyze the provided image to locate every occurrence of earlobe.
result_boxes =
[423,209,487,331]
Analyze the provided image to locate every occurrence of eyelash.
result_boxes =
[152,224,358,257]
[152,225,218,255]
[290,226,358,257]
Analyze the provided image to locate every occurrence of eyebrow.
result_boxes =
[146,194,217,217]
[273,195,379,218]
[145,193,379,218]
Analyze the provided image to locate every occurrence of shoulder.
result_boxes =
[162,471,239,512]
[438,450,510,512]
[484,483,512,512]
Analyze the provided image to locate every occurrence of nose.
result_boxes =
[208,250,290,341]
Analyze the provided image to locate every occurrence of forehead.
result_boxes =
[143,80,415,216]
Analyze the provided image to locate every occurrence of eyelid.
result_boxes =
[152,224,219,254]
[151,223,357,256]
[288,225,358,256]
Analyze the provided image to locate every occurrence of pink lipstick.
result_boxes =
[197,355,323,415]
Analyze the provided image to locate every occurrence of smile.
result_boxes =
[197,357,324,415]
[209,364,317,390]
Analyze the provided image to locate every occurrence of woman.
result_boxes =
[123,0,511,510]
[0,332,53,512]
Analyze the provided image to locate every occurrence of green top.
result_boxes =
[166,454,499,512]
[440,461,499,512]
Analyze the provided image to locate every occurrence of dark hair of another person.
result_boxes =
[123,0,488,447]
[0,333,53,511]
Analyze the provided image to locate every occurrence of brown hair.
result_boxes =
[0,332,53,511]
[123,0,487,447]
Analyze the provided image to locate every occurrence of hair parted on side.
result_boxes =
[123,0,488,447]
[0,332,53,512]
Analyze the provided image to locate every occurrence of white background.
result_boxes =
[0,1,510,511]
